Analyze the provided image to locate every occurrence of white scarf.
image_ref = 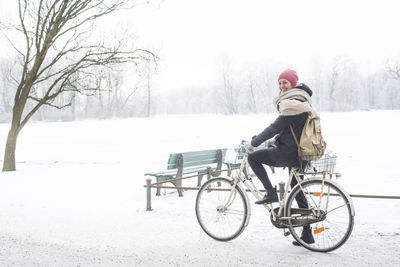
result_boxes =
[273,89,315,116]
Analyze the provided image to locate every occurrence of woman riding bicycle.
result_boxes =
[243,69,315,246]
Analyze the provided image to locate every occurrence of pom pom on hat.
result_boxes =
[278,69,298,86]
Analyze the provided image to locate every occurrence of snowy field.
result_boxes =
[0,110,399,266]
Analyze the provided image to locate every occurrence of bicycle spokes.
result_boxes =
[285,179,354,252]
[196,178,248,241]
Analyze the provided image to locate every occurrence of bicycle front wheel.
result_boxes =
[285,179,354,252]
[195,177,248,241]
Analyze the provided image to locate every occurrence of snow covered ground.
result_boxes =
[0,110,399,266]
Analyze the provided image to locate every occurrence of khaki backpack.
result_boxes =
[290,112,327,166]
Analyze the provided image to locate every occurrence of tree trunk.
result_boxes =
[146,71,151,117]
[249,79,257,113]
[2,127,19,171]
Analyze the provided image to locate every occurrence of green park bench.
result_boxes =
[144,148,227,197]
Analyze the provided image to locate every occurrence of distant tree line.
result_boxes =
[0,54,156,123]
[160,57,400,115]
[1,55,400,122]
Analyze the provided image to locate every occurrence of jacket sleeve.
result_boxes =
[251,115,298,147]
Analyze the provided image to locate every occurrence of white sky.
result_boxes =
[128,0,400,90]
[1,0,400,91]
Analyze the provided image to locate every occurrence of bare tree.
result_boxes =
[327,61,340,111]
[142,58,158,117]
[220,60,238,114]
[385,60,400,109]
[327,56,359,111]
[246,74,257,113]
[99,67,142,117]
[1,0,155,171]
[386,60,400,80]
[0,58,15,118]
[259,70,276,113]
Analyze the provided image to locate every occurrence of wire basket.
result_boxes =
[304,152,337,174]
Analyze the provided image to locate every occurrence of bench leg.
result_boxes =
[243,167,250,179]
[156,177,168,196]
[197,173,204,187]
[146,178,152,211]
[172,178,183,197]
[156,176,183,197]
[226,164,232,176]
[156,177,161,196]
[270,166,275,173]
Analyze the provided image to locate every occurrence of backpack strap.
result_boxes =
[289,124,303,169]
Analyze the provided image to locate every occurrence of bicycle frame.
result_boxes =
[227,152,299,215]
[225,152,276,224]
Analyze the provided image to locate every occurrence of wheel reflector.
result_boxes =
[314,227,325,234]
[313,192,324,197]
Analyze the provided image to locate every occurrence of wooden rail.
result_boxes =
[146,185,400,199]
[145,168,400,211]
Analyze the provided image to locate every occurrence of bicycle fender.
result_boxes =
[290,177,355,217]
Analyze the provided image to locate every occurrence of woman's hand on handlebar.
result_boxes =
[241,140,254,153]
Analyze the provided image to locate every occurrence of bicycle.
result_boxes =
[195,143,355,252]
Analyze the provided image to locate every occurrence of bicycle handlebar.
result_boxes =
[234,141,248,155]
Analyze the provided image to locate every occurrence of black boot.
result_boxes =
[255,187,279,204]
[292,227,315,246]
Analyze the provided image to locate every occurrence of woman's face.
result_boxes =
[278,79,294,93]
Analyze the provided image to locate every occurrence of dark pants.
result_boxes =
[247,147,308,208]
[288,167,308,209]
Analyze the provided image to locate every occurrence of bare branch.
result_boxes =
[0,28,25,58]
[385,60,400,80]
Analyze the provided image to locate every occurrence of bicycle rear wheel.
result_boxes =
[195,177,248,241]
[285,179,354,252]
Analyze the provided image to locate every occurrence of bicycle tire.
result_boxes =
[285,179,354,252]
[195,177,248,241]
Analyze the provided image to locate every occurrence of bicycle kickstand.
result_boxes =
[283,229,290,237]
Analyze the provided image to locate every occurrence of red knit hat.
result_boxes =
[278,69,298,86]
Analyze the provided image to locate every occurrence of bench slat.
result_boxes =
[167,150,220,163]
[167,149,227,170]
[145,165,217,178]
[168,159,216,169]
[177,149,224,157]
[169,154,219,164]
[181,159,219,168]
